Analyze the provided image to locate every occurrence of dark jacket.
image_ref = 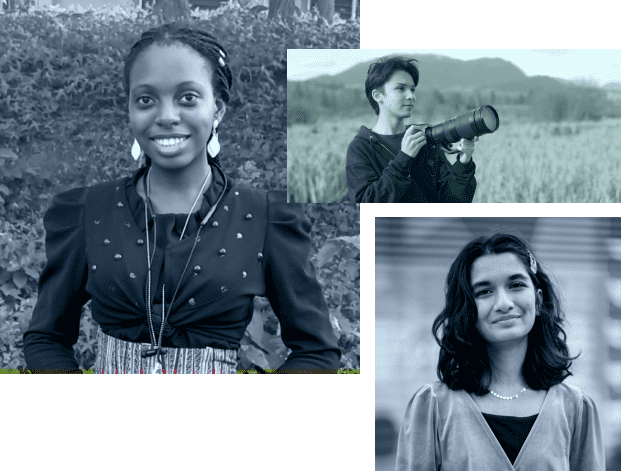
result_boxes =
[346,125,477,203]
[23,165,341,371]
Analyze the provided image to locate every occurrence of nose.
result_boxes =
[155,100,180,127]
[493,288,514,313]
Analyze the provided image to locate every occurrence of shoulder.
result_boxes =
[265,189,310,231]
[408,380,456,405]
[347,127,373,151]
[226,187,308,228]
[44,185,89,229]
[551,382,586,405]
[45,175,131,225]
[547,382,600,424]
[402,381,464,426]
[226,184,285,210]
[229,183,269,204]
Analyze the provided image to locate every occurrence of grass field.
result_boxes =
[287,115,621,203]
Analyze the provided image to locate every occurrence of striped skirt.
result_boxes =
[93,326,238,374]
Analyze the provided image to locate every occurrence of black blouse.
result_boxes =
[482,413,538,464]
[23,165,341,371]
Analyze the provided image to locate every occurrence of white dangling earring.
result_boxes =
[131,139,144,162]
[207,119,220,158]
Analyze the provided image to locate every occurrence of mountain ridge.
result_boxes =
[291,54,606,93]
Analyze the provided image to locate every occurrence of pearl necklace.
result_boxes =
[489,387,528,400]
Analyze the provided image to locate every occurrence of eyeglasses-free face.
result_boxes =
[128,43,226,172]
[373,70,417,121]
[471,252,542,347]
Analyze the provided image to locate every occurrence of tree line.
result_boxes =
[288,81,620,126]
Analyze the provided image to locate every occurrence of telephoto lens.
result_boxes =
[424,105,499,147]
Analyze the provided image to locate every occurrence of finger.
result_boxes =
[404,125,416,136]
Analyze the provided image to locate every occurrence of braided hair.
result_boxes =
[123,24,233,168]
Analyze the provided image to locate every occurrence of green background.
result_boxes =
[1,0,621,472]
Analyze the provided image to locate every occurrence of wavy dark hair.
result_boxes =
[365,56,419,116]
[123,24,233,168]
[432,232,579,395]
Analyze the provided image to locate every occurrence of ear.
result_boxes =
[214,98,227,124]
[372,88,383,105]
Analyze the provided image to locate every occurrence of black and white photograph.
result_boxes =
[375,215,621,470]
[0,0,359,375]
[287,48,621,204]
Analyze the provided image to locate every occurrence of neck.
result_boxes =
[486,336,529,392]
[373,111,407,135]
[148,156,212,201]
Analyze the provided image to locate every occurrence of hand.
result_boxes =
[455,136,478,163]
[401,125,427,158]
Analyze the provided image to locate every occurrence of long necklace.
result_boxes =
[148,166,212,242]
[141,164,222,374]
[489,387,528,400]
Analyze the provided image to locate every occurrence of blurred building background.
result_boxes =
[375,217,621,471]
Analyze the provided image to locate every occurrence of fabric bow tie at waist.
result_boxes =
[93,326,238,374]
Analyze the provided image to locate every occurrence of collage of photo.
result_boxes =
[2,0,620,471]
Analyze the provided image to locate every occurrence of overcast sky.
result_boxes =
[287,49,621,87]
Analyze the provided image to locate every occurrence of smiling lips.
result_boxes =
[151,135,190,147]
[494,315,520,323]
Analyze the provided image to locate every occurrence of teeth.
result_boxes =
[154,137,188,147]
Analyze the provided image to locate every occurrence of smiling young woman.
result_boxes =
[395,233,605,470]
[22,24,340,374]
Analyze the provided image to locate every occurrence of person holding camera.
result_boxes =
[346,56,477,203]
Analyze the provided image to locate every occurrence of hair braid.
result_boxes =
[123,24,234,168]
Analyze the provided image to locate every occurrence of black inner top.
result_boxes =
[482,412,538,465]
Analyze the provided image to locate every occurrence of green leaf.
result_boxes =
[0,149,18,160]
[316,240,341,268]
[335,234,360,249]
[24,266,39,280]
[0,185,9,196]
[12,271,27,289]
[341,260,359,279]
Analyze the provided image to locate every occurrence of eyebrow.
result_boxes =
[394,83,415,87]
[471,273,529,291]
[131,81,204,93]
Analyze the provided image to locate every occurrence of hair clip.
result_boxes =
[218,57,225,68]
[527,250,537,274]
[218,49,225,58]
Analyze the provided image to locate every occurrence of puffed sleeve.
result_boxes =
[396,384,441,471]
[569,392,606,470]
[263,191,341,372]
[22,187,92,371]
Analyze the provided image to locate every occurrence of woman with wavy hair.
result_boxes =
[396,233,605,470]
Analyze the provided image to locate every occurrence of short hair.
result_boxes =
[365,56,419,115]
[432,232,579,395]
[123,24,233,167]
